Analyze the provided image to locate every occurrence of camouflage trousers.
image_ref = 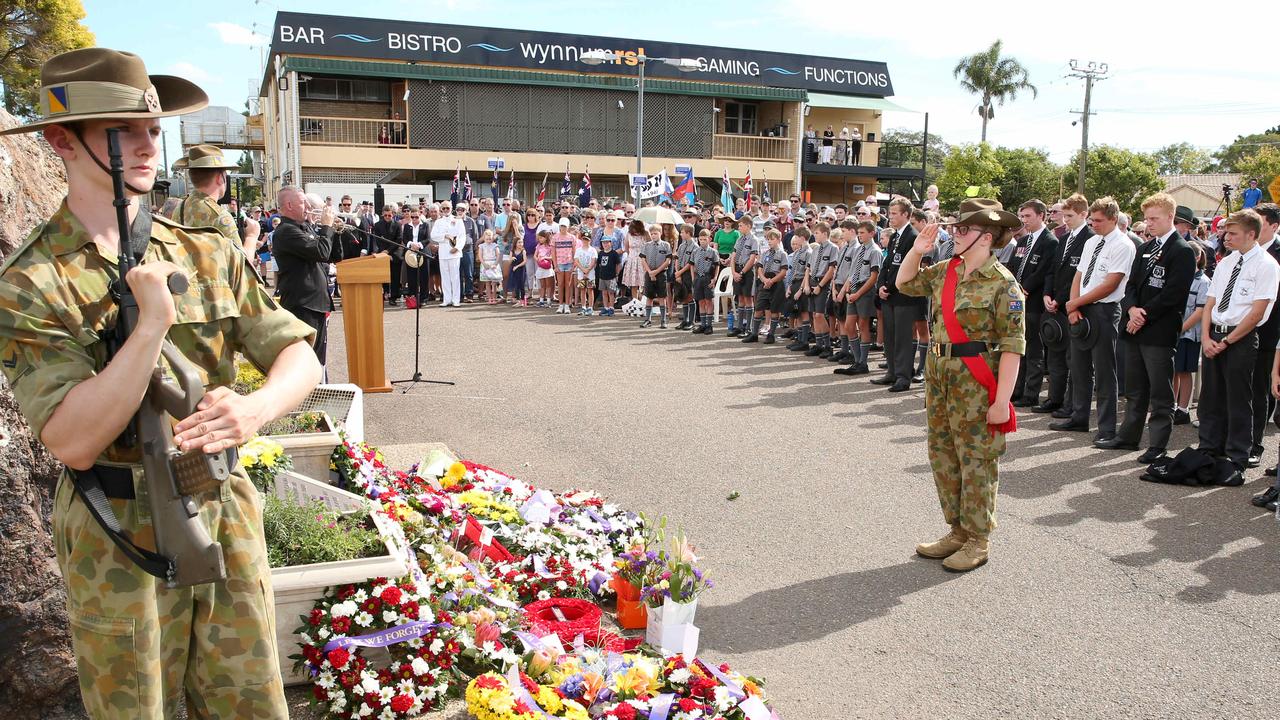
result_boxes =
[52,466,287,719]
[923,355,1007,538]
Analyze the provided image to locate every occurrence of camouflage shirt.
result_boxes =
[168,189,238,241]
[898,255,1027,355]
[0,201,314,461]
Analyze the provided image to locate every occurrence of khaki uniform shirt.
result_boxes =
[0,202,313,462]
[169,189,238,241]
[899,255,1027,355]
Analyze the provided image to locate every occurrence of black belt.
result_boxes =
[87,447,239,499]
[931,341,989,358]
[1211,323,1238,335]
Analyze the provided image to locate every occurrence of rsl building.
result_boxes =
[260,11,927,208]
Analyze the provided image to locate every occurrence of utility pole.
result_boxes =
[1068,60,1108,195]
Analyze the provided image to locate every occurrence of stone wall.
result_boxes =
[0,109,86,719]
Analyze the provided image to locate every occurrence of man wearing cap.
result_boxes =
[168,143,259,257]
[1052,197,1135,439]
[0,48,319,718]
[1243,178,1263,209]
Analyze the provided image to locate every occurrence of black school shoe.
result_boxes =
[781,329,796,339]
[870,375,895,385]
[1251,486,1279,507]
[1173,409,1191,425]
[1032,402,1061,414]
[888,380,912,392]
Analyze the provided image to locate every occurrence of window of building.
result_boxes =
[723,101,758,135]
[300,77,391,102]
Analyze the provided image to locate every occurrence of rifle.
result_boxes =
[71,129,229,587]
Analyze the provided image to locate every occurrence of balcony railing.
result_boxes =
[801,139,930,172]
[712,133,796,162]
[298,116,408,147]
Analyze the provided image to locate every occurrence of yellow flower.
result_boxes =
[613,665,659,698]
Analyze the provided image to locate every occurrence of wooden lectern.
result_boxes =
[335,254,393,393]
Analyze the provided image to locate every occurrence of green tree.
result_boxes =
[992,146,1061,209]
[1066,145,1163,215]
[952,40,1037,143]
[1235,146,1280,204]
[1,0,95,117]
[936,143,1004,210]
[1152,142,1214,175]
[1213,126,1280,171]
[880,127,950,182]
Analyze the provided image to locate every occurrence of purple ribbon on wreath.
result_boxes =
[649,693,676,720]
[584,508,612,533]
[321,620,438,654]
[506,666,551,719]
[699,661,746,699]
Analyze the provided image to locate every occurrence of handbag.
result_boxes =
[537,257,553,270]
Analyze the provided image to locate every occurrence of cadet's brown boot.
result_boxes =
[942,536,990,572]
[915,526,967,559]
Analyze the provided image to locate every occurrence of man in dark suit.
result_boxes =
[872,197,921,392]
[401,209,430,303]
[1009,200,1060,407]
[272,187,334,364]
[372,205,404,305]
[1248,203,1280,470]
[1037,194,1094,416]
[1096,194,1195,462]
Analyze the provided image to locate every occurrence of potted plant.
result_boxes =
[261,410,340,483]
[643,530,711,656]
[266,470,410,684]
[238,436,292,492]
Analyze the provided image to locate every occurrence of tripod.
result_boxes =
[343,221,455,392]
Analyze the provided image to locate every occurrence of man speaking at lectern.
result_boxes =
[273,188,335,365]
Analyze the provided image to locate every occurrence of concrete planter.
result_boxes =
[267,412,340,484]
[268,471,410,685]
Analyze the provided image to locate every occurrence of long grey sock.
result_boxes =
[850,337,862,362]
[916,341,928,369]
[768,320,778,336]
[842,337,852,354]
[660,306,668,321]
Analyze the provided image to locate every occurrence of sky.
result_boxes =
[81,0,1278,170]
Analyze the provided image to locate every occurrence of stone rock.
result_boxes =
[0,109,86,719]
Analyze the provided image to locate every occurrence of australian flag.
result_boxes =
[491,166,500,204]
[463,169,473,202]
[560,163,572,198]
[578,166,592,208]
[450,164,460,207]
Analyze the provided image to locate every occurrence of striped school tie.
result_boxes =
[1083,237,1106,285]
[1218,259,1243,312]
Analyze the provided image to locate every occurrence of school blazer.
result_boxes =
[1046,226,1095,307]
[1121,234,1195,348]
[1008,227,1058,314]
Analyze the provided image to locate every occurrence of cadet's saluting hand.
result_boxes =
[913,223,939,255]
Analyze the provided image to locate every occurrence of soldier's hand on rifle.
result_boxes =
[173,386,267,455]
[125,261,186,329]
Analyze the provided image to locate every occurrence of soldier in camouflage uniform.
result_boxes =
[169,143,258,258]
[0,48,321,718]
[897,198,1026,572]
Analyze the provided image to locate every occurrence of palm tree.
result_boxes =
[953,41,1037,142]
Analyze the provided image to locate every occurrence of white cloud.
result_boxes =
[167,62,220,85]
[210,21,268,47]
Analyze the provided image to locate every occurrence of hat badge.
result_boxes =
[143,85,161,112]
[988,211,1001,221]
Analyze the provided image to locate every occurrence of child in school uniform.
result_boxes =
[639,224,673,328]
[478,230,503,304]
[801,221,839,358]
[727,216,760,337]
[661,223,680,322]
[596,237,621,316]
[835,220,883,375]
[691,229,720,334]
[785,228,814,348]
[674,223,699,330]
[574,236,599,316]
[824,227,850,361]
[1174,242,1209,424]
[534,229,556,307]
[829,224,860,362]
[508,235,529,306]
[743,228,789,344]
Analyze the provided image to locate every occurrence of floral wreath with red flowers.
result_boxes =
[293,577,464,719]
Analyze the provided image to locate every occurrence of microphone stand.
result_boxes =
[344,222,455,392]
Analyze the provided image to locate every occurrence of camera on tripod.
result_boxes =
[1222,183,1234,196]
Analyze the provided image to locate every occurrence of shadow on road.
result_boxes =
[696,559,957,653]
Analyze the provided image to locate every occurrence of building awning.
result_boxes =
[280,57,807,102]
[806,92,918,113]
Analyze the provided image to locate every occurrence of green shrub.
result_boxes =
[263,494,386,568]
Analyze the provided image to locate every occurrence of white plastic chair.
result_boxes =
[712,266,733,323]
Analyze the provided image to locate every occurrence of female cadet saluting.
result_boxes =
[896,198,1026,572]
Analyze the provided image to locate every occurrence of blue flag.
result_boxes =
[578,167,592,208]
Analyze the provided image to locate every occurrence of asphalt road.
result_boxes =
[315,300,1280,720]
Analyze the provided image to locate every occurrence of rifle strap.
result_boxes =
[69,468,174,583]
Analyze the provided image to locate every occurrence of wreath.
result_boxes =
[522,598,602,645]
[293,578,460,719]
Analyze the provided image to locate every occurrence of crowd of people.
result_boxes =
[235,186,1280,512]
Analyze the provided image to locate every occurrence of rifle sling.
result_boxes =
[69,467,174,582]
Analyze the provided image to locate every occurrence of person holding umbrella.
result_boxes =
[895,199,1026,572]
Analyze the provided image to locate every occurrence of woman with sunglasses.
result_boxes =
[895,198,1026,573]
